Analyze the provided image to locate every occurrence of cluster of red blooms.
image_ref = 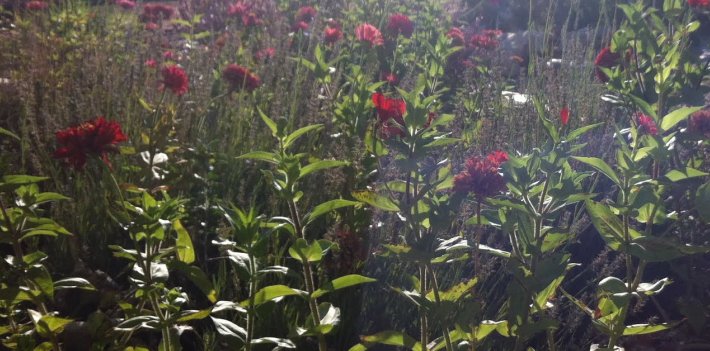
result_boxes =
[386,13,414,38]
[372,92,406,138]
[324,19,343,44]
[54,117,128,170]
[222,64,261,92]
[292,6,316,32]
[355,23,384,48]
[160,64,189,96]
[227,1,262,27]
[690,109,710,137]
[447,27,465,46]
[140,3,174,22]
[688,0,710,8]
[635,113,659,136]
[469,30,502,50]
[254,47,275,61]
[593,47,621,82]
[453,151,509,199]
[560,107,570,126]
[380,71,399,86]
[25,0,48,10]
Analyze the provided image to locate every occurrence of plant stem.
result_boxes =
[427,263,453,351]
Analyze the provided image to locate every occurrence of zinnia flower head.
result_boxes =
[292,20,309,32]
[25,1,48,10]
[690,109,710,137]
[144,22,159,31]
[594,47,621,82]
[372,92,406,138]
[386,13,414,38]
[295,6,317,23]
[355,23,384,48]
[141,3,174,22]
[116,0,135,10]
[381,71,399,86]
[223,64,261,92]
[255,47,275,61]
[453,150,509,199]
[54,117,128,170]
[447,27,465,46]
[469,32,499,50]
[241,12,262,27]
[160,64,189,96]
[227,1,249,16]
[324,26,343,44]
[636,113,658,136]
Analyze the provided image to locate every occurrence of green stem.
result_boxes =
[427,264,453,351]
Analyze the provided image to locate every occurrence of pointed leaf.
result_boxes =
[173,219,195,264]
[300,160,349,178]
[283,124,324,149]
[241,285,304,307]
[312,275,376,299]
[660,106,703,131]
[305,199,360,225]
[352,190,399,212]
[573,157,621,186]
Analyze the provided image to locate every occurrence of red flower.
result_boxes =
[355,23,384,48]
[372,92,406,138]
[453,151,509,199]
[116,0,135,10]
[292,20,309,32]
[295,6,317,23]
[690,109,710,137]
[162,50,175,60]
[381,71,399,85]
[447,27,465,46]
[594,47,621,82]
[227,1,249,16]
[241,12,262,27]
[223,64,261,92]
[144,59,157,68]
[636,113,658,136]
[141,3,174,22]
[469,34,499,50]
[324,26,343,44]
[25,1,48,10]
[54,117,128,170]
[160,64,189,96]
[560,107,570,126]
[255,47,275,61]
[689,0,710,8]
[386,13,414,38]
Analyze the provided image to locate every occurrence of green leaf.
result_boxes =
[660,106,703,131]
[237,151,279,164]
[352,190,399,212]
[0,288,34,304]
[622,322,677,335]
[258,108,278,137]
[27,265,53,299]
[288,238,324,262]
[664,167,708,182]
[475,244,511,258]
[36,315,72,337]
[305,199,360,225]
[173,219,195,264]
[176,309,211,322]
[0,127,20,141]
[54,278,95,291]
[585,201,627,250]
[358,331,422,351]
[169,262,218,303]
[474,320,508,341]
[696,182,710,223]
[299,160,349,178]
[241,285,304,307]
[283,124,324,149]
[312,274,376,299]
[251,337,297,349]
[573,157,621,186]
[567,123,603,141]
[427,278,477,302]
[210,316,246,341]
[629,236,710,262]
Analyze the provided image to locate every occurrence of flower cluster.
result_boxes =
[295,6,317,23]
[355,23,384,48]
[160,64,189,96]
[223,64,261,92]
[469,30,501,50]
[116,0,135,10]
[140,3,174,22]
[447,27,465,46]
[453,151,509,199]
[594,47,621,82]
[54,117,128,170]
[25,1,48,10]
[635,113,658,136]
[690,109,710,137]
[386,13,414,38]
[227,1,262,27]
[372,92,406,138]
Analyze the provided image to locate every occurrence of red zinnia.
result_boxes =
[141,3,174,22]
[254,47,275,61]
[295,6,317,23]
[144,22,159,31]
[25,1,48,10]
[355,23,384,48]
[292,21,309,32]
[227,1,249,16]
[560,107,570,126]
[160,64,189,96]
[453,150,509,199]
[447,27,465,46]
[54,117,128,170]
[594,47,621,82]
[386,13,414,38]
[241,12,262,27]
[372,92,406,138]
[690,109,710,137]
[223,64,261,92]
[324,26,343,44]
[636,113,658,136]
[381,71,399,86]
